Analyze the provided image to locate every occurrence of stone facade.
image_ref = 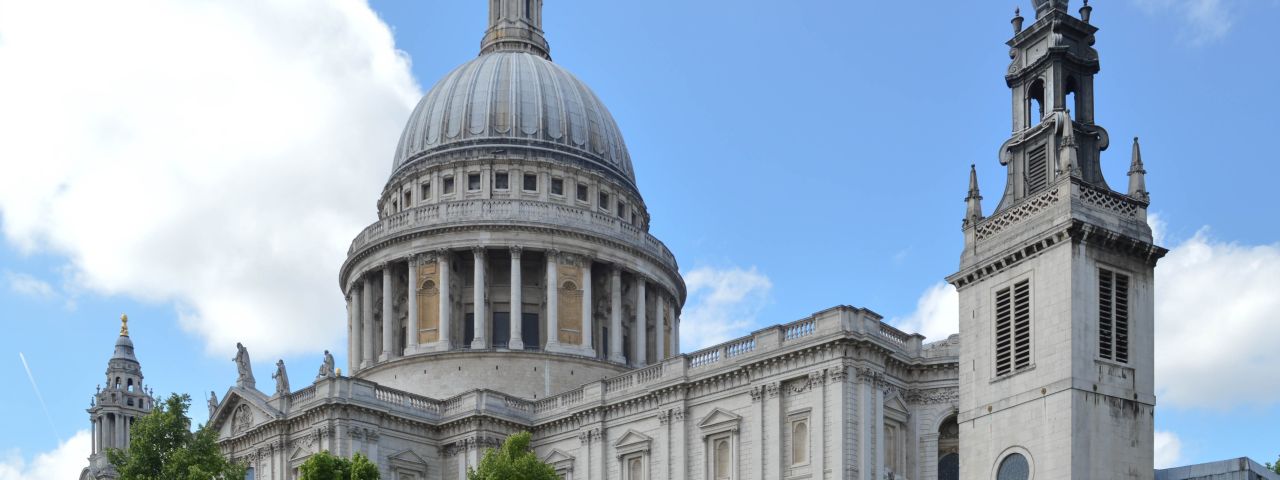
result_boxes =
[208,307,961,480]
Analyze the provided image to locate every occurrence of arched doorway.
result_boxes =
[938,413,959,480]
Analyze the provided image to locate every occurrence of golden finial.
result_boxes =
[336,368,343,377]
[120,314,129,336]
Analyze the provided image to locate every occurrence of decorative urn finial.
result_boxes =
[120,314,129,336]
[1080,0,1093,23]
[1013,7,1025,34]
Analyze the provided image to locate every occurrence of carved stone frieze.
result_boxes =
[906,387,960,405]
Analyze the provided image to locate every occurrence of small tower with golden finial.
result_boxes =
[82,314,152,480]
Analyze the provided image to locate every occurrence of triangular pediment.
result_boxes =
[613,430,652,449]
[389,449,427,466]
[885,392,908,414]
[543,449,574,464]
[208,387,280,436]
[697,408,742,429]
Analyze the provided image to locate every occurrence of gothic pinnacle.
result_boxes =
[965,164,984,226]
[1128,137,1150,202]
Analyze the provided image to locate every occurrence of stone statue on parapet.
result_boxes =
[316,350,335,380]
[207,391,219,417]
[272,359,290,397]
[233,342,255,389]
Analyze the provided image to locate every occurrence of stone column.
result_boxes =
[438,250,452,350]
[609,268,624,364]
[545,250,561,351]
[380,265,393,362]
[471,247,487,349]
[509,246,524,350]
[581,258,594,356]
[406,256,419,355]
[348,291,359,373]
[634,277,647,367]
[361,275,374,369]
[673,315,681,356]
[656,293,666,360]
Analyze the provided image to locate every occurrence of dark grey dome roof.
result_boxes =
[391,51,634,184]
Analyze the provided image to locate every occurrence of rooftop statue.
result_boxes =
[233,342,255,389]
[272,359,290,398]
[316,350,335,380]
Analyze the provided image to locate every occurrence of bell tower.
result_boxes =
[948,1,1167,478]
[82,315,154,480]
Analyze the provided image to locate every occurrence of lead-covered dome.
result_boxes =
[391,51,635,185]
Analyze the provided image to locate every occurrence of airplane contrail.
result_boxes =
[19,352,62,445]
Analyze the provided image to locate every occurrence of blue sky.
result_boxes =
[2,0,1279,477]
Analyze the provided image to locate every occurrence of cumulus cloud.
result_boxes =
[1133,0,1234,45]
[1154,430,1184,469]
[679,266,772,351]
[890,282,959,342]
[0,1,421,356]
[1154,229,1280,408]
[4,272,53,299]
[0,430,91,480]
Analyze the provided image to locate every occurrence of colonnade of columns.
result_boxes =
[346,246,681,374]
[92,413,133,454]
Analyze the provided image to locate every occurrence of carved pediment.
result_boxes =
[208,388,280,437]
[389,449,428,470]
[697,408,742,431]
[613,430,652,457]
[543,449,575,471]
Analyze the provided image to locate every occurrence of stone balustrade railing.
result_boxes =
[347,199,677,267]
[279,306,942,425]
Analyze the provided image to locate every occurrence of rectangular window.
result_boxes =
[403,190,412,207]
[421,182,430,199]
[599,192,611,210]
[467,173,481,191]
[617,201,627,218]
[1098,268,1130,363]
[577,183,589,202]
[442,175,455,195]
[523,173,538,191]
[551,177,564,196]
[995,279,1032,376]
[494,172,509,190]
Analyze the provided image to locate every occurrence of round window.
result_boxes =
[996,452,1030,480]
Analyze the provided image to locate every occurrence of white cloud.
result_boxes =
[4,272,53,299]
[890,282,959,342]
[1154,430,1184,469]
[679,266,772,351]
[0,430,91,480]
[0,1,421,357]
[1154,229,1280,408]
[1134,0,1234,45]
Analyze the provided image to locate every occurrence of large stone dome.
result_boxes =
[391,51,635,186]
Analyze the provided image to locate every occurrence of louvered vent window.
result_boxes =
[995,279,1033,376]
[1098,268,1130,363]
[1026,145,1049,194]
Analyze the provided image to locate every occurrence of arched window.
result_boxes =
[713,439,731,479]
[790,420,808,466]
[1064,77,1079,117]
[1027,79,1046,126]
[997,452,1030,480]
[939,453,959,480]
[127,379,134,392]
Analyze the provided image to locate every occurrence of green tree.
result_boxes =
[108,393,245,480]
[298,451,380,480]
[467,431,558,480]
[1266,454,1279,474]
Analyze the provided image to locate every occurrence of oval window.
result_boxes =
[997,452,1030,480]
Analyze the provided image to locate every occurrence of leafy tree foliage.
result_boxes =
[467,431,558,480]
[108,393,246,480]
[1266,454,1279,474]
[298,451,380,480]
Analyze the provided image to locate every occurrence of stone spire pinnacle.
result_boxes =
[965,164,984,226]
[480,0,551,60]
[1058,109,1081,177]
[1128,137,1150,202]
